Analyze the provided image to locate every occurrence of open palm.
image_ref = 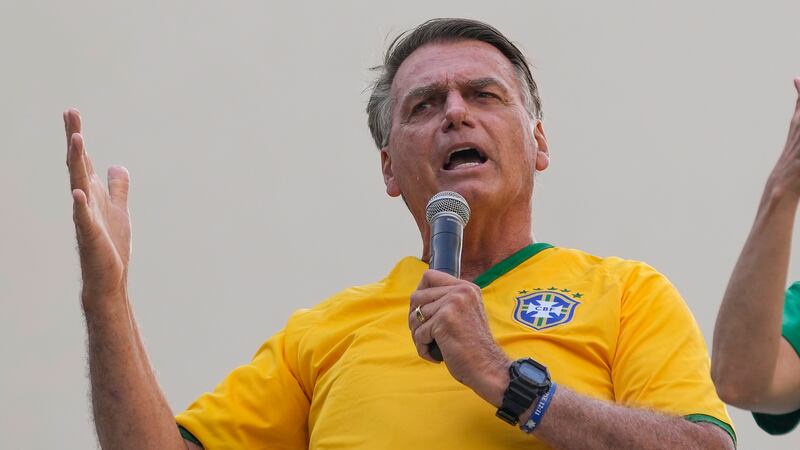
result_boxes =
[65,108,132,300]
[769,78,800,197]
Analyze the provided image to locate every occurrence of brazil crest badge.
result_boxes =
[513,288,580,331]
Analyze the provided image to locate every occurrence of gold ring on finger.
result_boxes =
[415,305,426,324]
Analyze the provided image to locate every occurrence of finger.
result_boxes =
[411,283,483,330]
[417,269,460,290]
[68,133,92,197]
[793,78,800,114]
[410,285,454,311]
[83,145,96,177]
[412,319,438,363]
[107,166,130,208]
[408,301,443,332]
[793,78,800,122]
[64,108,81,168]
[62,109,96,177]
[63,110,69,147]
[72,188,94,237]
[63,108,82,146]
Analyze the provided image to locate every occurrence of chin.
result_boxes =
[437,180,497,207]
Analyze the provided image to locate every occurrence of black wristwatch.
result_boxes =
[496,358,551,425]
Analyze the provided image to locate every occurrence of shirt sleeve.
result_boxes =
[752,282,800,435]
[610,262,736,445]
[175,327,310,450]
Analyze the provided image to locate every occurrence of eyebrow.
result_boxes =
[402,77,510,103]
[465,77,509,95]
[405,82,447,102]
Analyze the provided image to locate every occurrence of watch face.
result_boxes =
[519,363,547,385]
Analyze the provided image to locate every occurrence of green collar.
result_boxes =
[473,243,554,288]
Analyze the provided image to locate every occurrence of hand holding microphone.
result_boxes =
[409,191,511,402]
[423,191,470,361]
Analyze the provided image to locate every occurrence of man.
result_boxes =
[712,78,800,435]
[65,18,734,449]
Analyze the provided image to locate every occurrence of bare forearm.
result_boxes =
[712,185,797,404]
[532,387,732,450]
[84,292,187,450]
[465,356,728,448]
[63,109,192,449]
[714,79,800,406]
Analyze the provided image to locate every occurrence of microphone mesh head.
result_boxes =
[425,191,471,225]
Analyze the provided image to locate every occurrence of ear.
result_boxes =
[380,148,402,197]
[532,119,549,172]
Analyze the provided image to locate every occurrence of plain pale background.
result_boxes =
[2,1,799,448]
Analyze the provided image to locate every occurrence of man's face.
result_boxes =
[381,39,549,221]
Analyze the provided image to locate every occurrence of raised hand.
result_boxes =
[767,78,800,199]
[64,108,132,304]
[408,270,511,407]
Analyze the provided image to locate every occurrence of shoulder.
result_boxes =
[269,257,424,377]
[285,255,425,332]
[546,246,668,286]
[544,247,683,314]
[286,279,390,331]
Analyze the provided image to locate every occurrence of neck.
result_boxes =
[419,200,535,282]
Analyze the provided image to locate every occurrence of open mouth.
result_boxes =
[443,147,488,170]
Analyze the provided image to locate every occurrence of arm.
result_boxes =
[409,270,733,449]
[711,78,800,414]
[64,109,198,450]
[533,386,731,450]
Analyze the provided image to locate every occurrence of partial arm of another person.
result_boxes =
[64,109,200,450]
[410,270,733,450]
[711,78,800,414]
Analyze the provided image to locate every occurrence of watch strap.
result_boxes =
[496,359,543,425]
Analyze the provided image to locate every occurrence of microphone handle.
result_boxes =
[428,215,463,362]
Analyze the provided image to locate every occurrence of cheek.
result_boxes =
[514,119,539,163]
[491,121,536,165]
[391,128,436,171]
[388,150,426,188]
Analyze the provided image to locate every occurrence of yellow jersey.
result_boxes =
[176,243,734,449]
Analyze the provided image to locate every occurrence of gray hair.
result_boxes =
[366,18,543,149]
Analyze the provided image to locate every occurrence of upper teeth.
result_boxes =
[449,147,474,158]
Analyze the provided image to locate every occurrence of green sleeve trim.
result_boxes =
[781,282,800,357]
[178,425,203,447]
[684,414,736,446]
[783,332,800,358]
[473,243,554,288]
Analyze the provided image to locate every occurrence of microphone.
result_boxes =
[424,191,471,361]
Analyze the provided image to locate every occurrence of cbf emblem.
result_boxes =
[513,289,580,331]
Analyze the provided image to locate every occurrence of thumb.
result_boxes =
[108,166,130,208]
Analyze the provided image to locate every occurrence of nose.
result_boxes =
[441,92,473,132]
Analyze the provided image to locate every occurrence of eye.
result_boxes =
[476,91,500,100]
[411,101,432,114]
